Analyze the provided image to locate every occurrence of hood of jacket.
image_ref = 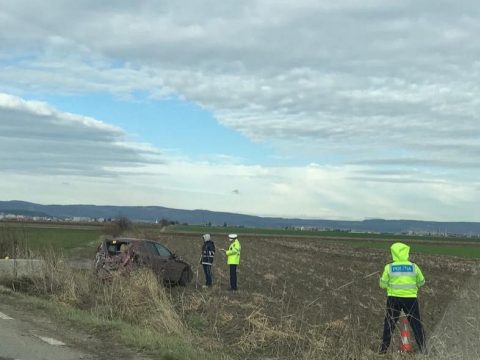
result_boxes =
[390,242,410,262]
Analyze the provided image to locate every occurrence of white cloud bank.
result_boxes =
[0,1,480,220]
[0,93,162,176]
[1,94,479,221]
[1,1,479,171]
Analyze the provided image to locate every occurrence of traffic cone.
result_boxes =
[399,315,413,352]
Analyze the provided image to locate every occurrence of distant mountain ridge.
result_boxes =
[1,200,480,235]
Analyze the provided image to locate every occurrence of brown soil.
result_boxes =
[145,233,479,359]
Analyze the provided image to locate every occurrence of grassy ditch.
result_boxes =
[0,226,222,360]
[0,253,222,360]
[0,287,207,360]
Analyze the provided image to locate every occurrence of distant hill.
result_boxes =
[0,208,51,218]
[1,200,480,235]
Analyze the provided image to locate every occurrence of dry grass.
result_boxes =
[0,249,215,359]
[427,271,480,360]
[2,227,479,360]
[0,229,219,358]
[25,251,186,337]
[167,285,379,359]
[0,224,31,258]
[18,251,477,360]
[237,307,302,353]
[170,280,465,360]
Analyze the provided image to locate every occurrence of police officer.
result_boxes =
[225,234,241,291]
[379,242,426,354]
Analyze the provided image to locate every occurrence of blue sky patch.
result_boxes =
[35,93,275,165]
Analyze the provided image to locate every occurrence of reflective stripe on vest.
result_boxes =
[387,263,418,291]
[389,283,418,289]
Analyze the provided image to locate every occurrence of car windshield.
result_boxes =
[142,241,159,256]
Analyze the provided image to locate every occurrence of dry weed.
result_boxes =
[236,307,304,355]
[0,225,31,258]
[25,252,186,336]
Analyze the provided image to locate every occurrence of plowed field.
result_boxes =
[143,232,479,359]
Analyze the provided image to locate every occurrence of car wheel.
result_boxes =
[178,268,190,286]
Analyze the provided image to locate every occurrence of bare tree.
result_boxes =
[103,216,131,237]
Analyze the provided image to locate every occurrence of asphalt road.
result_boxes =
[0,309,92,360]
[0,291,149,360]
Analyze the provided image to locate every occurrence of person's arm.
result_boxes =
[208,242,215,262]
[227,242,240,256]
[200,243,205,263]
[379,264,389,289]
[226,244,238,256]
[416,265,425,288]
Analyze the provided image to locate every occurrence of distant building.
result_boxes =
[72,216,91,222]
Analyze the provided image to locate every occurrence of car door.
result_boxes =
[155,242,185,283]
[152,242,181,282]
[140,241,172,281]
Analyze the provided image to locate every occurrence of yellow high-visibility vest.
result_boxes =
[226,239,241,265]
[379,242,425,298]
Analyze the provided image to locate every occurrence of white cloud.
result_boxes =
[2,157,479,221]
[0,92,478,221]
[1,1,479,173]
[0,93,162,176]
[1,1,480,220]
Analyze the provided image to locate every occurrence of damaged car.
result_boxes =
[94,237,193,286]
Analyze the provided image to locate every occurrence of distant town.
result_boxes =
[0,213,107,223]
[2,211,478,239]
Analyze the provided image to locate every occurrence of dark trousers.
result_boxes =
[229,264,237,290]
[381,296,426,352]
[202,264,213,286]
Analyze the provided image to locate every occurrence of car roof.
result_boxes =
[104,237,149,243]
[105,237,149,242]
[103,237,167,244]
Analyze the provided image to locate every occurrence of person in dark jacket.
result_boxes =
[201,234,215,288]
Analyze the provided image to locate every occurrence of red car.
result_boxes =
[94,237,193,286]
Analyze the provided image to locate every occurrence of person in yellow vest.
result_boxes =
[379,242,426,354]
[225,233,241,291]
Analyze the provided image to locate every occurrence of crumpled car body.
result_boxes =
[94,237,193,286]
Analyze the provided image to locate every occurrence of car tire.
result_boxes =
[178,268,190,286]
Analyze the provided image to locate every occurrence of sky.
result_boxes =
[1,0,479,221]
